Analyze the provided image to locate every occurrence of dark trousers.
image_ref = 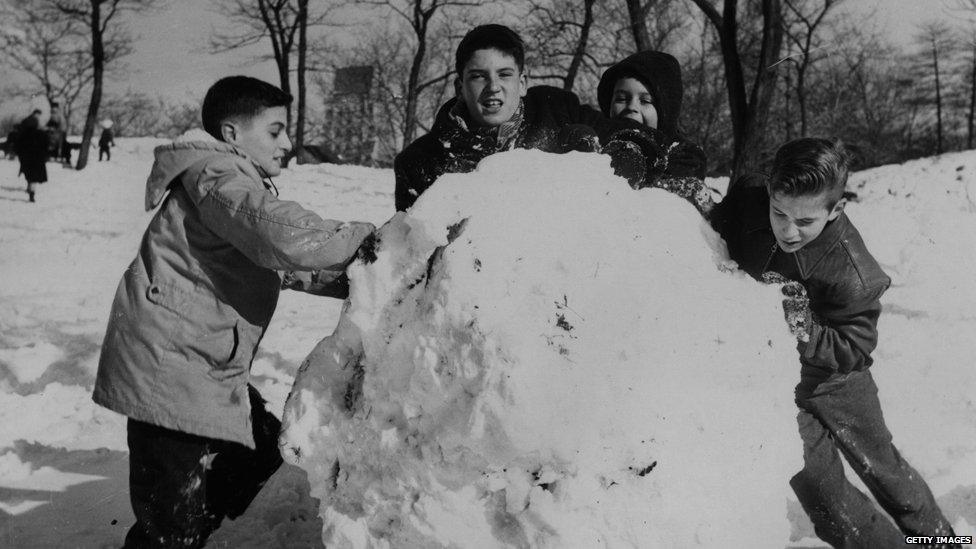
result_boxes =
[791,369,955,548]
[123,386,283,548]
[99,145,110,161]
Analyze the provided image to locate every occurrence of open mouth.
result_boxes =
[480,99,503,113]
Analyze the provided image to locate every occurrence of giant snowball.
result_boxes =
[281,150,802,548]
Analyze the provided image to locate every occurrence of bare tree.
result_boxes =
[100,91,199,138]
[50,0,151,170]
[964,28,976,148]
[688,0,785,178]
[295,0,309,151]
[0,0,89,130]
[358,0,481,144]
[622,0,688,53]
[782,0,840,136]
[212,1,300,132]
[211,0,338,151]
[682,10,732,172]
[523,0,660,97]
[625,0,653,51]
[523,0,598,91]
[826,20,917,165]
[914,21,956,154]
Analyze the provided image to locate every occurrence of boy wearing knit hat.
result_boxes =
[597,50,711,214]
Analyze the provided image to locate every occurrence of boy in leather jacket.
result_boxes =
[711,138,956,547]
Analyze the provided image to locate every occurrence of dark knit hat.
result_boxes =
[597,50,683,139]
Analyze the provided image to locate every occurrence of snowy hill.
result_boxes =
[0,140,973,547]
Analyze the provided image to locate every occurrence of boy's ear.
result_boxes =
[827,197,847,221]
[454,76,462,96]
[518,70,528,97]
[219,121,238,144]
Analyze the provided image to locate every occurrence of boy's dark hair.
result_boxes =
[455,24,525,75]
[202,76,292,140]
[767,137,851,206]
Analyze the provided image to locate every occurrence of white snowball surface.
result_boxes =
[282,150,802,548]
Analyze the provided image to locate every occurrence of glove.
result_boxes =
[655,175,715,217]
[761,272,813,343]
[604,128,673,190]
[666,141,706,179]
[558,124,601,153]
[281,270,313,291]
[603,138,646,188]
[281,269,350,298]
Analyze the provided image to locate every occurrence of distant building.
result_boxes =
[324,65,378,165]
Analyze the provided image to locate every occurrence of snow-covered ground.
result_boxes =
[0,139,973,547]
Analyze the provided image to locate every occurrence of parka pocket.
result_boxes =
[208,320,250,382]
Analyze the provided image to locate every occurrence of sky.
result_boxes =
[1,0,968,119]
[117,0,970,101]
[121,1,279,103]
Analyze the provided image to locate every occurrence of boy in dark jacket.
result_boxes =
[395,24,663,211]
[94,76,375,548]
[711,138,955,547]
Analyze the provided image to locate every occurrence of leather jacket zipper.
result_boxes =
[760,243,778,274]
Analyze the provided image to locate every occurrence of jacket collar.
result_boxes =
[791,212,849,279]
[436,97,526,150]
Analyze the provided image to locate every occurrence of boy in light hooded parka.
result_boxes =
[94,76,374,548]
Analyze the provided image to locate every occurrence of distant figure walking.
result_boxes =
[15,109,49,203]
[98,124,115,161]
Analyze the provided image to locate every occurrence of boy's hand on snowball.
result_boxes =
[761,272,813,343]
[557,124,601,153]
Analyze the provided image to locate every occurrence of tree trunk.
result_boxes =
[692,0,783,179]
[783,62,792,140]
[563,0,595,91]
[933,36,943,155]
[277,56,292,134]
[403,6,428,145]
[625,0,652,52]
[259,0,293,134]
[796,65,807,136]
[969,42,975,150]
[295,0,308,152]
[735,0,784,177]
[76,0,103,171]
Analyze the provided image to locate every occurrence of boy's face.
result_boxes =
[610,77,658,129]
[221,106,291,177]
[457,48,527,128]
[768,191,845,253]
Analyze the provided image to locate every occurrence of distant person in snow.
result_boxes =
[710,138,956,547]
[47,101,71,165]
[597,50,712,216]
[14,109,48,203]
[92,76,375,548]
[98,125,114,161]
[394,24,657,212]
